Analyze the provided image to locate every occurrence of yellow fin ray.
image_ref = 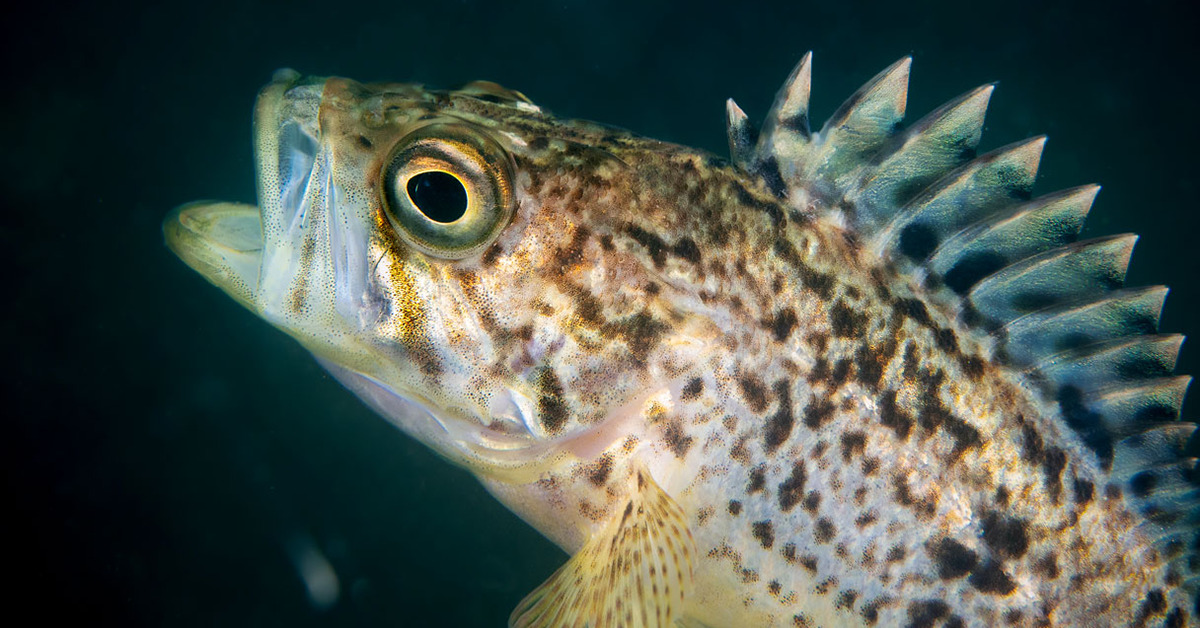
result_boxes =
[510,468,695,628]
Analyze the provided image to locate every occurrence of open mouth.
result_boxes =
[162,70,324,313]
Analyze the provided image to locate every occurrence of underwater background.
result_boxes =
[4,0,1198,625]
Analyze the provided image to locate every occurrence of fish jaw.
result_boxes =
[164,72,376,369]
[163,200,262,312]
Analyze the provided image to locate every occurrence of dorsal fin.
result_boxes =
[729,53,1196,570]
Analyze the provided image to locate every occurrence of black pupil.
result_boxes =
[406,171,468,223]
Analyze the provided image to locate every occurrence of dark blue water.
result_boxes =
[4,1,1197,625]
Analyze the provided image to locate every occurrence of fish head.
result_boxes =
[165,71,720,481]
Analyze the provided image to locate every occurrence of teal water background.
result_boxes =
[4,1,1198,625]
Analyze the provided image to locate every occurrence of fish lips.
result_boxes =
[164,200,263,310]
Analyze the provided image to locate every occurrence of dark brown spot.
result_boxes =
[553,225,592,271]
[862,457,880,476]
[752,520,775,549]
[840,431,867,461]
[808,357,830,384]
[885,545,906,562]
[747,464,767,494]
[814,517,836,544]
[672,237,701,264]
[681,377,703,401]
[624,224,668,268]
[898,297,931,326]
[831,301,867,338]
[663,419,694,458]
[929,538,978,580]
[1166,607,1187,628]
[854,510,878,529]
[534,367,569,435]
[770,308,799,342]
[609,310,668,361]
[959,354,985,379]
[814,576,838,595]
[879,391,913,440]
[969,560,1016,595]
[738,375,769,413]
[902,343,920,378]
[1033,553,1059,579]
[729,435,750,464]
[778,461,806,512]
[572,288,605,325]
[935,327,959,353]
[800,554,818,574]
[981,511,1029,560]
[855,343,886,386]
[586,454,612,486]
[1042,447,1067,501]
[1135,589,1167,625]
[728,500,742,515]
[836,590,859,611]
[916,372,982,459]
[862,597,891,625]
[773,239,834,299]
[357,134,373,148]
[1072,477,1094,506]
[764,381,795,452]
[830,358,853,388]
[803,396,836,430]
[1020,420,1044,462]
[906,600,950,628]
[781,542,797,563]
[802,491,821,514]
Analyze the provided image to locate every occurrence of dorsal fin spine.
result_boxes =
[725,98,755,168]
[759,50,812,146]
[736,57,1194,558]
[854,83,995,235]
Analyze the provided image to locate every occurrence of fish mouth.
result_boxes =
[163,69,323,314]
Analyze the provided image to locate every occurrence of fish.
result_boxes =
[163,56,1196,626]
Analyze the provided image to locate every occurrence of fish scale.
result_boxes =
[165,53,1195,626]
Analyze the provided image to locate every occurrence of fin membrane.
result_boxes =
[510,468,695,628]
[730,52,1195,564]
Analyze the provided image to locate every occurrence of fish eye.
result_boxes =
[406,171,468,223]
[381,123,515,259]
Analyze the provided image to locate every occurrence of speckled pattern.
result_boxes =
[169,59,1195,627]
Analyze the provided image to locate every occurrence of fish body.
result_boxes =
[165,58,1195,626]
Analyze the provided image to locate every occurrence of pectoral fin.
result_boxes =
[510,468,695,628]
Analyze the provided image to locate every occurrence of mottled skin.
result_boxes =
[167,71,1192,627]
